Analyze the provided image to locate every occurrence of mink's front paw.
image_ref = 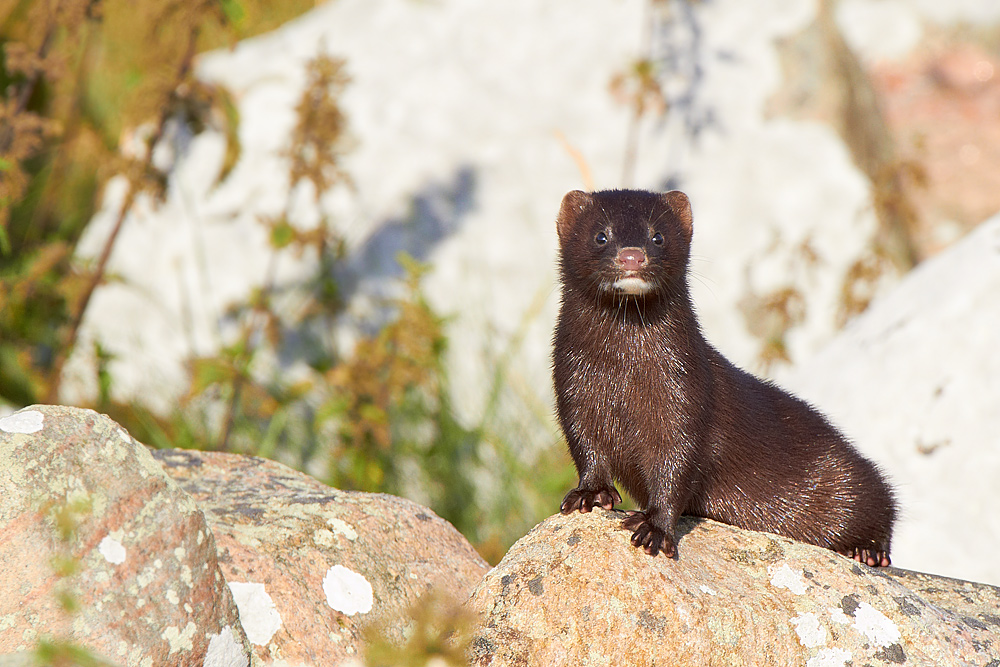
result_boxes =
[560,485,621,514]
[622,511,676,558]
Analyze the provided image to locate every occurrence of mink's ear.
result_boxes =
[661,190,693,242]
[556,190,593,244]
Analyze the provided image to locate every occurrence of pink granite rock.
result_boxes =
[468,510,1000,666]
[872,42,1000,253]
[0,405,252,667]
[153,449,490,665]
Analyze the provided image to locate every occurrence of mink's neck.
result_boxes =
[561,281,706,351]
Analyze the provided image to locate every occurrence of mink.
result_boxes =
[553,189,896,566]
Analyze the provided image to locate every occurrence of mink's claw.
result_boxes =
[560,486,621,514]
[622,511,675,558]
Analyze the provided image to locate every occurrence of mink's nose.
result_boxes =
[616,247,646,272]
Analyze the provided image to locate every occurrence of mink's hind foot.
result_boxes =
[622,511,676,558]
[560,485,622,514]
[838,546,892,568]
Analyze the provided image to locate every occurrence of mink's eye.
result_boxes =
[595,231,608,246]
[651,231,664,246]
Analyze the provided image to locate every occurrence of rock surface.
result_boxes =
[0,405,490,666]
[153,448,490,665]
[870,40,1000,252]
[4,404,999,666]
[467,510,1000,666]
[0,405,252,667]
[779,211,1000,586]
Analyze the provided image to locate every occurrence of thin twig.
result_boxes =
[44,29,201,402]
[44,181,136,403]
[0,25,56,154]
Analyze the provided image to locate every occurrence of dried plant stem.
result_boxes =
[216,373,243,452]
[0,27,55,154]
[553,130,595,191]
[44,31,200,403]
[621,107,642,188]
[44,180,136,404]
[818,0,919,271]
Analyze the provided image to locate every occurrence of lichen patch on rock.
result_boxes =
[327,517,359,541]
[769,563,808,594]
[806,647,852,667]
[852,601,901,647]
[99,536,127,564]
[0,409,44,434]
[227,582,282,646]
[791,612,827,648]
[204,626,249,667]
[162,621,197,654]
[323,565,374,616]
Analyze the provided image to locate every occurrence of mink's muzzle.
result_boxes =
[615,247,647,272]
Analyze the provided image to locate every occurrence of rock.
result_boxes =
[153,449,490,665]
[870,41,1000,253]
[0,404,492,664]
[467,510,1000,666]
[0,405,252,667]
[778,211,1000,586]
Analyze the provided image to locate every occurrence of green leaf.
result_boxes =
[270,218,295,249]
[190,357,237,393]
[50,555,80,578]
[220,0,247,28]
[0,222,10,256]
[57,589,80,614]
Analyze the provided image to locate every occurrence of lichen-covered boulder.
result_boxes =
[0,405,252,667]
[154,449,490,666]
[468,510,1000,666]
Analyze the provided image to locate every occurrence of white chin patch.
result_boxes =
[611,277,653,295]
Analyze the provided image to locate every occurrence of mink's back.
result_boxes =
[553,283,896,552]
[695,346,896,551]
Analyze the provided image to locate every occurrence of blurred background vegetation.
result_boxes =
[0,0,579,566]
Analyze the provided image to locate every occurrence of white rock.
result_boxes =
[900,0,1000,24]
[779,212,1000,586]
[836,0,923,63]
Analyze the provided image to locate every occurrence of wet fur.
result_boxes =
[553,189,896,566]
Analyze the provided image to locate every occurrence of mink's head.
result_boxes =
[555,189,693,304]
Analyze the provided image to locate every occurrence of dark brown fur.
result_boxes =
[553,189,896,566]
